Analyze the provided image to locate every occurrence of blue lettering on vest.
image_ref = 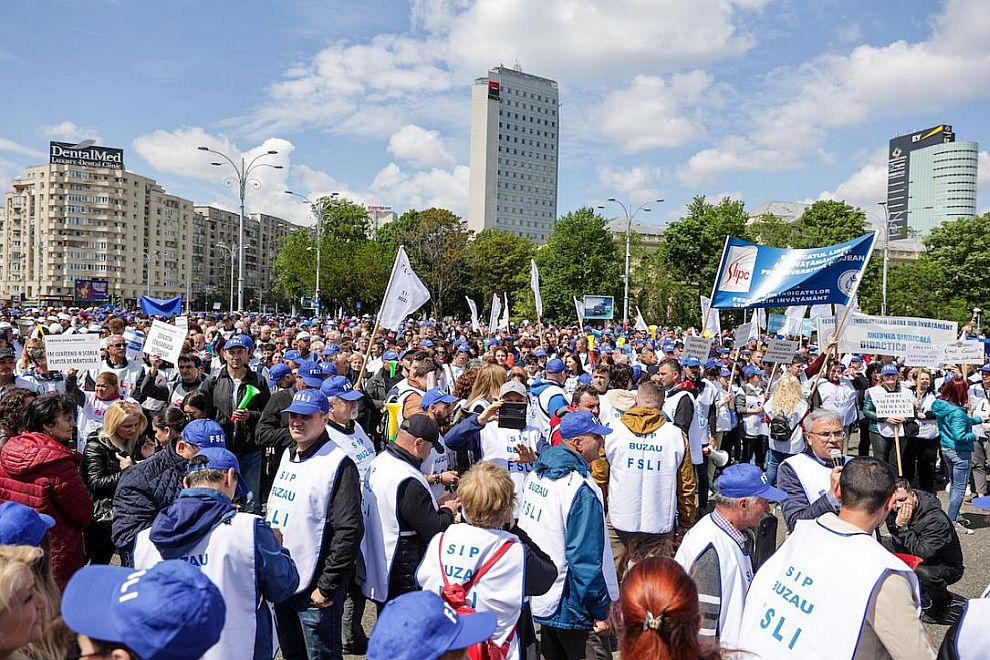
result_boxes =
[527,482,548,497]
[521,500,543,523]
[182,553,208,567]
[625,457,666,471]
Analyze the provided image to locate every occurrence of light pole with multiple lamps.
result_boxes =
[597,198,663,327]
[285,190,339,314]
[197,146,282,312]
[214,243,236,313]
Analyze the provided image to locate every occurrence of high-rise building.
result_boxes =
[468,65,559,242]
[365,204,397,236]
[886,124,978,238]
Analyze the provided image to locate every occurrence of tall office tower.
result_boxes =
[468,65,559,242]
[886,124,978,238]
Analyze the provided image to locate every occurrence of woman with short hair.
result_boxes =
[0,545,47,660]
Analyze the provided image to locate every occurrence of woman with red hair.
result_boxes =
[933,376,985,532]
[619,557,722,660]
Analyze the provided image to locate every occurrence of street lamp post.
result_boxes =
[142,251,151,298]
[215,243,236,313]
[597,198,663,327]
[285,190,339,314]
[197,146,283,312]
[878,201,890,316]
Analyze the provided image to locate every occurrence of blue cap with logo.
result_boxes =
[181,419,226,449]
[61,560,226,660]
[559,411,612,439]
[533,347,548,358]
[880,363,899,376]
[0,501,54,546]
[743,366,764,378]
[382,349,399,361]
[187,447,246,499]
[720,367,732,377]
[682,357,701,368]
[455,342,471,354]
[283,349,301,362]
[704,357,721,370]
[545,358,566,374]
[284,388,330,415]
[368,590,497,660]
[320,361,338,377]
[224,333,253,352]
[296,360,325,388]
[718,463,788,501]
[267,363,291,389]
[981,363,990,373]
[420,387,458,409]
[322,342,340,356]
[321,375,363,402]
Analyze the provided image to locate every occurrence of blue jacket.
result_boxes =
[530,379,568,418]
[150,488,299,660]
[531,445,612,630]
[932,399,981,453]
[111,442,187,551]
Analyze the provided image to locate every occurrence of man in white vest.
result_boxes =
[777,407,851,533]
[736,457,933,659]
[605,381,696,568]
[517,411,619,660]
[659,357,707,509]
[675,463,787,645]
[362,414,460,604]
[265,388,364,660]
[419,387,463,501]
[530,358,568,436]
[134,447,300,660]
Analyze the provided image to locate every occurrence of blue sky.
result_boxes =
[1,0,988,231]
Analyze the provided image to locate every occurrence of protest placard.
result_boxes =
[682,336,711,362]
[904,343,940,369]
[764,339,800,364]
[874,391,914,419]
[143,320,185,365]
[44,333,101,372]
[818,313,957,357]
[942,340,985,366]
[174,316,188,331]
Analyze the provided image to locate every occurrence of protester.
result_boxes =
[911,368,941,493]
[763,374,808,485]
[932,378,984,533]
[0,545,47,660]
[864,363,917,469]
[735,365,768,470]
[0,387,36,449]
[659,358,708,508]
[68,371,135,449]
[151,405,188,449]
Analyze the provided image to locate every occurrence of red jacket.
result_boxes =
[0,432,93,588]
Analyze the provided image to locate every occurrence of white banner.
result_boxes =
[817,313,958,357]
[682,336,711,362]
[143,320,185,366]
[874,391,914,419]
[634,307,649,332]
[783,305,807,337]
[500,293,510,330]
[465,297,481,333]
[174,316,188,331]
[733,322,753,347]
[44,333,101,372]
[574,296,585,327]
[700,295,721,338]
[377,246,431,331]
[489,293,502,334]
[530,259,544,319]
[942,340,985,366]
[765,338,800,364]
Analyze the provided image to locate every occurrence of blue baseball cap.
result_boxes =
[267,363,291,389]
[320,361,338,377]
[182,419,226,449]
[980,363,990,373]
[718,463,787,502]
[743,366,764,378]
[850,354,865,363]
[0,501,54,546]
[720,367,732,377]
[704,357,721,370]
[223,334,253,351]
[559,411,612,439]
[455,343,471,354]
[321,375,363,402]
[296,360,325,388]
[382,349,399,361]
[62,561,226,660]
[533,347,548,358]
[421,387,458,409]
[284,388,330,415]
[545,358,566,374]
[682,357,701,368]
[322,342,340,356]
[880,364,899,376]
[283,349,301,362]
[662,342,675,353]
[420,339,434,348]
[718,347,730,355]
[578,373,593,385]
[187,447,246,499]
[368,590,496,660]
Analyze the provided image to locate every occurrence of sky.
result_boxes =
[1,0,989,232]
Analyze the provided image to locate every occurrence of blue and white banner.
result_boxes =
[710,233,876,309]
[139,295,183,317]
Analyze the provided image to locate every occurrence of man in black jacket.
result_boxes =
[884,478,964,624]
[201,334,270,514]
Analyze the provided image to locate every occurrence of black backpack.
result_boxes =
[769,412,793,444]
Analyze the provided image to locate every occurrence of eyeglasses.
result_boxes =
[109,343,125,348]
[812,430,847,439]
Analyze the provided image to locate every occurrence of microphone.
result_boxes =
[829,449,843,468]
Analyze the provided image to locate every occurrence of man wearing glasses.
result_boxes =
[87,334,145,400]
[777,408,851,533]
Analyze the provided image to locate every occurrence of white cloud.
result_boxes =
[387,124,456,168]
[978,150,990,213]
[0,138,45,159]
[595,72,711,153]
[597,165,666,203]
[37,121,103,145]
[817,148,887,214]
[369,162,470,216]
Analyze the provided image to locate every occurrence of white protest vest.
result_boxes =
[782,451,842,504]
[480,424,543,518]
[605,418,685,534]
[737,387,768,438]
[516,464,619,619]
[535,382,566,434]
[98,360,145,400]
[361,450,438,602]
[814,379,858,427]
[867,384,912,437]
[423,437,451,502]
[736,516,920,660]
[918,391,941,440]
[956,598,990,659]
[75,394,137,452]
[326,423,377,487]
[134,513,260,660]
[674,512,753,644]
[695,380,718,437]
[416,524,526,658]
[663,389,704,464]
[391,385,425,427]
[265,440,348,594]
[968,385,989,439]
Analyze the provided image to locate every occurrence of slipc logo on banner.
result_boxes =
[720,245,757,293]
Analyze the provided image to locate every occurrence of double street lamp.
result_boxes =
[597,198,663,327]
[285,190,339,314]
[197,146,283,312]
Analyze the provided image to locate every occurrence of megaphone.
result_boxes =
[709,448,729,468]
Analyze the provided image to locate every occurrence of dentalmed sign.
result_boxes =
[50,142,124,169]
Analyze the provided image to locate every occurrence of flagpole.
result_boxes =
[355,245,405,386]
[703,235,732,332]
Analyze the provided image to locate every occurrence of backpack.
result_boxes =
[769,411,793,444]
[438,532,517,660]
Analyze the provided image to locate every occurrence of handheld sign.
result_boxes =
[143,320,185,366]
[904,343,939,369]
[764,338,800,364]
[942,340,984,366]
[44,333,101,372]
[682,336,711,362]
[174,316,188,331]
[874,391,914,419]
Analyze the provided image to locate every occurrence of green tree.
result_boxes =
[273,229,316,300]
[464,229,535,314]
[317,196,370,242]
[792,200,868,248]
[746,214,799,247]
[655,196,749,289]
[923,213,990,310]
[536,208,622,322]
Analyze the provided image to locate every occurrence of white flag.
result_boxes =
[530,259,544,319]
[809,304,832,323]
[782,305,807,337]
[465,296,481,333]
[634,307,649,331]
[832,295,859,339]
[489,293,502,335]
[753,308,767,333]
[500,293,510,330]
[574,296,585,328]
[377,246,431,331]
[700,295,721,338]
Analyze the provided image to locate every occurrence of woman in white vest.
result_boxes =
[734,366,768,469]
[736,457,932,659]
[763,375,808,485]
[67,371,138,452]
[416,461,557,660]
[863,363,916,468]
[809,361,859,432]
[134,447,300,660]
[911,368,942,494]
